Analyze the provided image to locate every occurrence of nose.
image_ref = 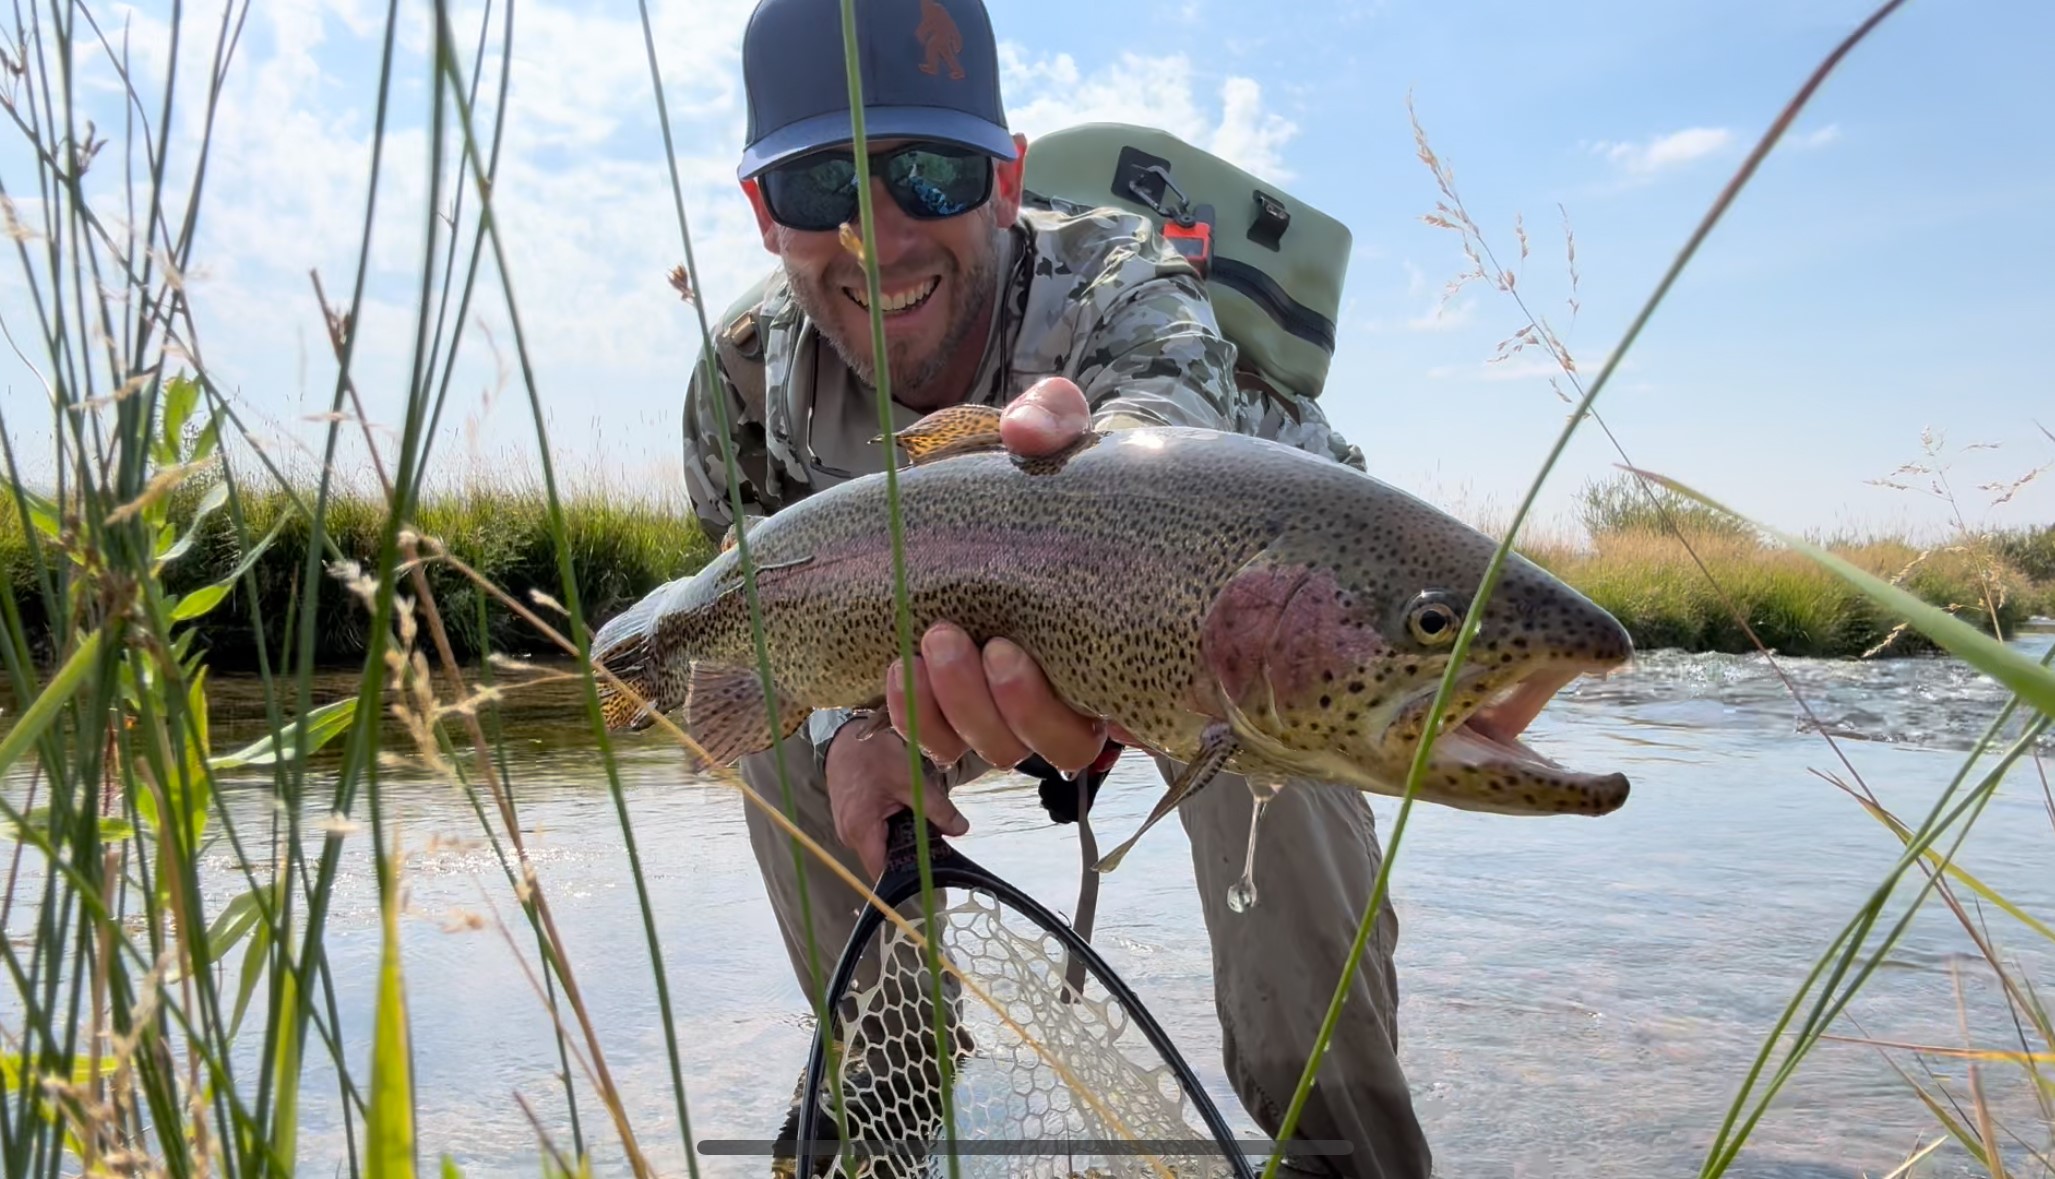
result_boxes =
[861,175,929,269]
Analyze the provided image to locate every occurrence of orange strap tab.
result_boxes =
[1162,219,1212,275]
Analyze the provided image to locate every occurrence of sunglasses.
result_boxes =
[760,141,995,233]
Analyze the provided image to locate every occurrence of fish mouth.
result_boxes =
[1390,660,1630,810]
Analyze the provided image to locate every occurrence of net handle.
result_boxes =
[794,807,1260,1179]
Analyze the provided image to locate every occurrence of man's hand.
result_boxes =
[883,377,1130,776]
[825,718,968,880]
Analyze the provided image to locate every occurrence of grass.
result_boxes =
[0,469,712,668]
[0,467,2041,669]
[0,0,2049,1178]
[1517,478,2055,658]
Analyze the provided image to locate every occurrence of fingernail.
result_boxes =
[985,639,1024,680]
[1012,404,1058,436]
[921,625,961,660]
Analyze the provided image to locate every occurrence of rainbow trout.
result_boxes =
[593,404,1635,880]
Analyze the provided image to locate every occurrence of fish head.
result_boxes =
[1211,494,1635,816]
[1353,544,1635,813]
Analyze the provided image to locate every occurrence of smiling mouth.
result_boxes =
[845,276,939,316]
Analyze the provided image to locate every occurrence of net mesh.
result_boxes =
[796,884,1246,1179]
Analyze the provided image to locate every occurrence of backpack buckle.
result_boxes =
[1249,189,1290,251]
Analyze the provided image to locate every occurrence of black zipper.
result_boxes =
[1210,256,1336,354]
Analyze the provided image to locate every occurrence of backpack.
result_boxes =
[1018,121,1352,403]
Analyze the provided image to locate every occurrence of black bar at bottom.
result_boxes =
[697,1139,1352,1158]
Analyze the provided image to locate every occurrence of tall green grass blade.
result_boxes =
[208,696,358,771]
[271,963,304,1171]
[367,858,417,1179]
[156,480,230,569]
[1847,793,2055,946]
[170,513,290,625]
[0,628,102,779]
[626,2,843,1173]
[1629,468,2055,718]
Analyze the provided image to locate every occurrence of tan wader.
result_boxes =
[739,733,1434,1179]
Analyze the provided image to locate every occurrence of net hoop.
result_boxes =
[794,810,1257,1179]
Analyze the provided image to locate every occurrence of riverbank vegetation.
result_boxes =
[1517,474,2055,658]
[3,467,2043,668]
[0,469,712,668]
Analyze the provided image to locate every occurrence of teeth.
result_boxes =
[848,277,938,313]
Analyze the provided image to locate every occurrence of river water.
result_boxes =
[6,632,2054,1178]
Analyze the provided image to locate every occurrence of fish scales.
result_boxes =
[596,420,1635,821]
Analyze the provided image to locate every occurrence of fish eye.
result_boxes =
[1407,596,1463,646]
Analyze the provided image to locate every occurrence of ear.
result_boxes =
[741,179,780,253]
[990,132,1029,229]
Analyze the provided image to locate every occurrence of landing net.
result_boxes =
[784,814,1252,1179]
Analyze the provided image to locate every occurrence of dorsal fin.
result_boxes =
[877,403,1006,465]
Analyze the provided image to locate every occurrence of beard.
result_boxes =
[783,217,1004,405]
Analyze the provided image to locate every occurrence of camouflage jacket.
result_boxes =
[680,205,1362,544]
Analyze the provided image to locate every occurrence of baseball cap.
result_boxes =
[737,0,1017,181]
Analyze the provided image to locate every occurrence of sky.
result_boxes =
[1,0,2050,543]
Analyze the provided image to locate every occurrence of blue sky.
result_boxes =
[2,0,2049,541]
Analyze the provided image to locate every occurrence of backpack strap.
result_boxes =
[711,272,776,422]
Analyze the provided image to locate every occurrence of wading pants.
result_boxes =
[738,732,1434,1179]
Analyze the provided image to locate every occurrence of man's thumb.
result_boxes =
[923,791,970,838]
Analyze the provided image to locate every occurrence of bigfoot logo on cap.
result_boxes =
[915,0,965,80]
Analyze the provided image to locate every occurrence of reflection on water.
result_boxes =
[5,634,2053,1178]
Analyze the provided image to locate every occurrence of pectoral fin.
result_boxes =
[1094,721,1239,874]
[680,662,810,767]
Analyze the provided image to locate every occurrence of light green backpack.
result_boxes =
[1019,122,1353,403]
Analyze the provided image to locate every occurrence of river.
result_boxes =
[6,632,2054,1178]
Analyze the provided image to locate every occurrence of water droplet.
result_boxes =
[1226,878,1258,913]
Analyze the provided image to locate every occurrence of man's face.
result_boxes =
[744,134,1028,406]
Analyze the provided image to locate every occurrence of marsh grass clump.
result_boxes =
[0,468,714,667]
[1516,474,2053,657]
[1575,472,1755,543]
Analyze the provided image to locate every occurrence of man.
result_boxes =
[680,1,1432,1175]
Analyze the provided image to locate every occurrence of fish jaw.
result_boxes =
[1359,659,1630,816]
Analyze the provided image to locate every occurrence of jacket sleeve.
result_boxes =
[1070,267,1249,435]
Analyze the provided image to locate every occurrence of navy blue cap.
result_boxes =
[737,0,1016,180]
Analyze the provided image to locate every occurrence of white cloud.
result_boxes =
[1587,127,1734,175]
[0,5,1305,492]
[1427,349,1617,384]
[1406,298,1476,333]
[999,46,1300,180]
[1788,123,1842,151]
